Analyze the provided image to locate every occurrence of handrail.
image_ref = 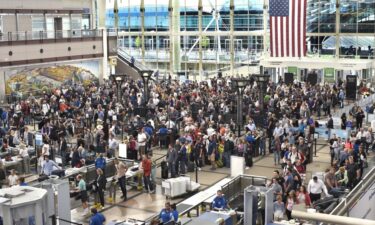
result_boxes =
[117,47,153,72]
[333,92,375,118]
[330,167,375,216]
[53,216,83,225]
[0,29,103,42]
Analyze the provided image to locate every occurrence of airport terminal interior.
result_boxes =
[1,0,375,225]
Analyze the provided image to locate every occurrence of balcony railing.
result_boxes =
[0,29,103,42]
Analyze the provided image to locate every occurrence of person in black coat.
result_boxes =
[95,168,106,207]
[59,136,68,166]
[71,148,81,168]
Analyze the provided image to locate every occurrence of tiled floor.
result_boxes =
[70,139,375,225]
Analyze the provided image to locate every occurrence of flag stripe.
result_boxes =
[270,0,306,57]
[270,17,273,57]
[280,17,284,57]
[297,0,301,57]
[303,0,307,56]
[275,18,279,57]
[291,0,295,57]
[288,0,293,57]
[285,17,289,57]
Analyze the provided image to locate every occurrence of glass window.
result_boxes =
[71,15,82,30]
[32,16,45,31]
[82,14,90,29]
[339,36,375,58]
[307,0,336,33]
[340,0,375,33]
[106,0,115,28]
[180,0,199,31]
[118,0,130,30]
[306,36,335,58]
[340,0,358,33]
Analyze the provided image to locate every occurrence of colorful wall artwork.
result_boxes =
[5,61,99,95]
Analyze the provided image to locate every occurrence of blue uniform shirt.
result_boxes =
[172,210,178,222]
[95,157,106,170]
[144,126,153,136]
[90,213,105,225]
[159,127,168,135]
[212,195,227,209]
[159,209,174,223]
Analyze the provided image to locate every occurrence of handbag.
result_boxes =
[210,152,215,162]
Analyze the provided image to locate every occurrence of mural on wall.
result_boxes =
[5,61,99,96]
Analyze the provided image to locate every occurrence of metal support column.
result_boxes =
[114,0,119,29]
[263,0,269,56]
[237,92,243,137]
[335,0,340,58]
[168,0,173,76]
[172,0,181,74]
[141,0,146,64]
[198,0,203,80]
[230,0,235,76]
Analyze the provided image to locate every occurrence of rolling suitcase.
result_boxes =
[161,161,169,179]
[245,153,253,167]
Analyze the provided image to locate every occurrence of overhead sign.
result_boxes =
[324,68,335,83]
[35,133,43,146]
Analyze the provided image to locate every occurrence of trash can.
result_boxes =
[161,161,168,179]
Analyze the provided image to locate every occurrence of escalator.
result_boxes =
[116,48,155,80]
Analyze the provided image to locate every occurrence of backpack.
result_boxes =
[237,144,244,153]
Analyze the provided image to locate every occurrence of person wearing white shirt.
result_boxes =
[207,125,216,137]
[307,176,330,203]
[166,120,176,130]
[108,135,118,158]
[7,169,19,187]
[356,128,365,140]
[18,143,30,174]
[273,123,284,140]
[137,128,147,160]
[42,101,50,115]
[246,121,256,132]
[38,141,50,174]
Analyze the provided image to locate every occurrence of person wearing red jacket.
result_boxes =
[296,185,311,207]
[141,154,154,193]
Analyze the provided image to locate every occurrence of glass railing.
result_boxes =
[0,29,103,42]
[118,47,261,63]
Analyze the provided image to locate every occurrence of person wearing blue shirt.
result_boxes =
[18,177,28,186]
[144,124,154,137]
[89,208,106,225]
[42,155,60,176]
[95,154,106,171]
[159,202,174,224]
[212,190,228,210]
[179,143,188,174]
[171,203,179,223]
[159,126,169,135]
[245,133,255,144]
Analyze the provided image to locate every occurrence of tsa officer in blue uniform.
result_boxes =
[159,202,174,224]
[212,190,229,210]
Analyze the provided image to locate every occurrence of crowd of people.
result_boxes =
[0,74,373,224]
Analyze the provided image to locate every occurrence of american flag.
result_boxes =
[269,0,307,57]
